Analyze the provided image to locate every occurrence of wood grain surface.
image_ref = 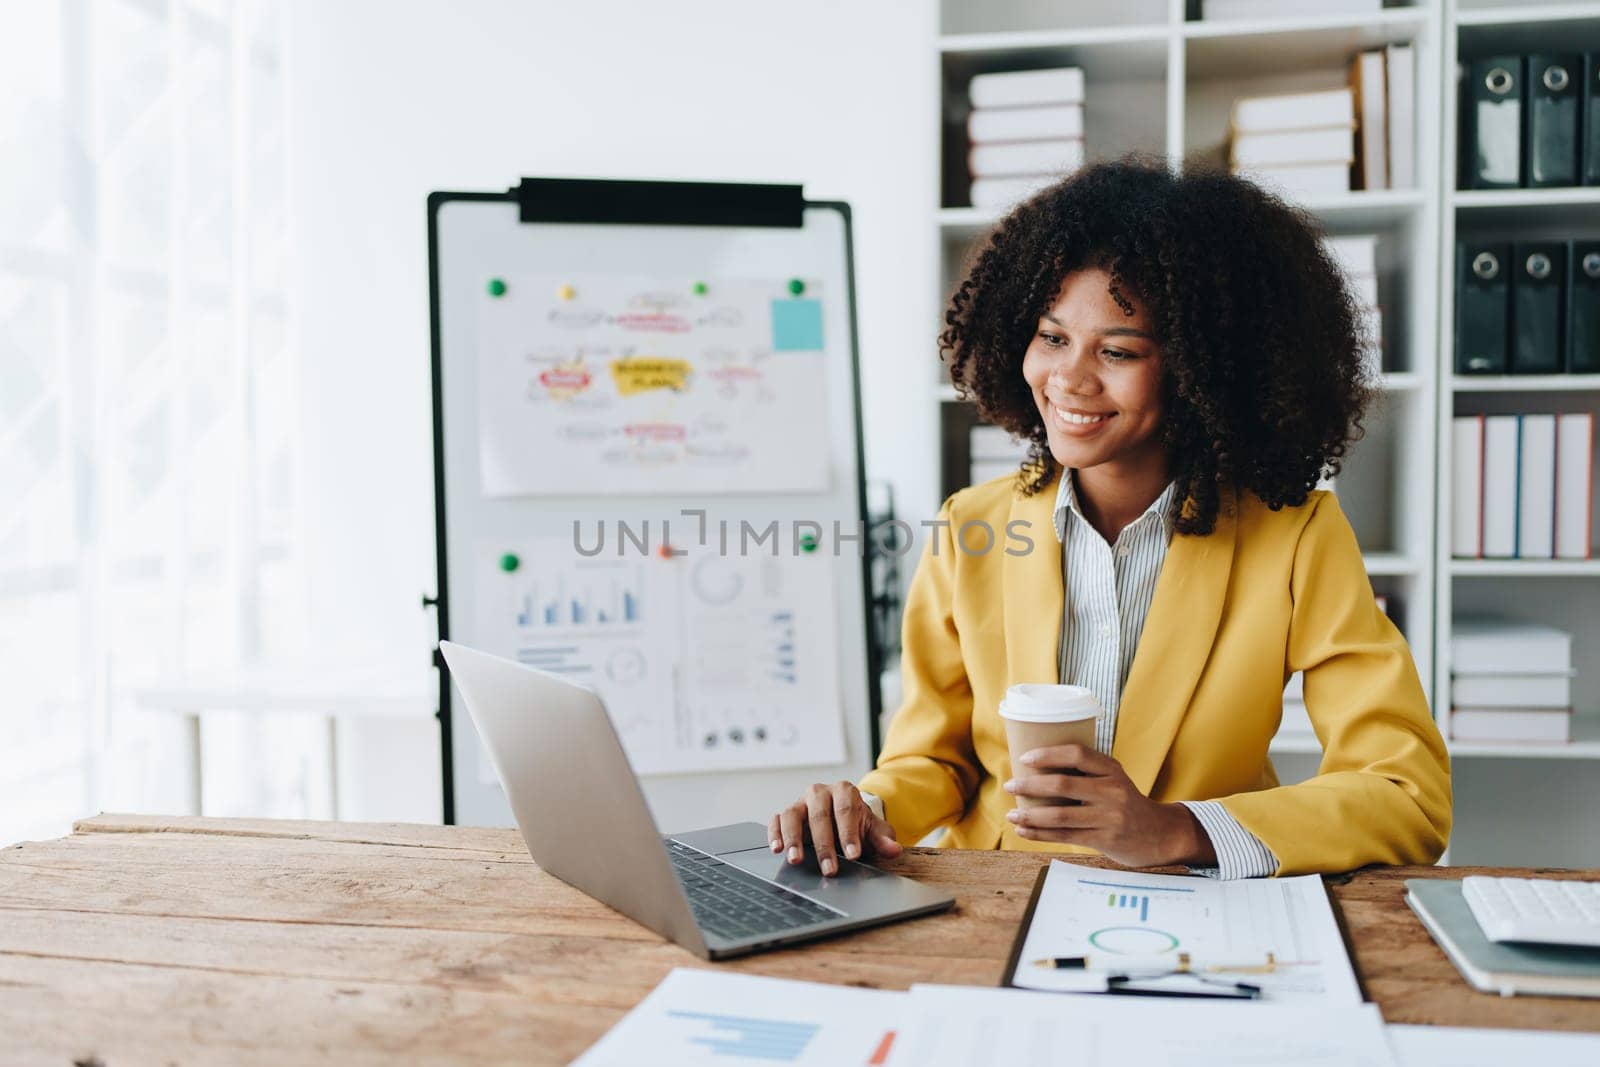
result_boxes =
[2,814,1596,1065]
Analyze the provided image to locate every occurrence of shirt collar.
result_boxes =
[1052,468,1179,544]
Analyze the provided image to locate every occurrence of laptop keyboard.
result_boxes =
[666,839,842,942]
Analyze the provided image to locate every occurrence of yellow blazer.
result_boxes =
[858,471,1451,876]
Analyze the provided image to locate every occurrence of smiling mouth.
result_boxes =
[1052,406,1113,426]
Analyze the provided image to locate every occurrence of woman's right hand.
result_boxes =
[768,780,903,876]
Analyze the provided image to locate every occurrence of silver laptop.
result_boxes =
[439,640,953,960]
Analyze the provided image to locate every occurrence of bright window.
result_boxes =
[0,0,308,845]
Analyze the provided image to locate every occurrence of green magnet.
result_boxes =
[487,278,507,297]
[799,533,819,554]
[499,553,520,573]
[787,278,805,296]
[693,282,708,295]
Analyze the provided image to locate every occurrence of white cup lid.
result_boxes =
[998,683,1102,723]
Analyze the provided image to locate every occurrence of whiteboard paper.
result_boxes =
[476,273,832,496]
[475,537,844,775]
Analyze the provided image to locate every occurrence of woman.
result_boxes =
[768,158,1450,878]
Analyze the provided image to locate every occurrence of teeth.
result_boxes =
[1054,407,1109,426]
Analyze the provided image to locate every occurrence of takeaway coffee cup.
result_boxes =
[999,684,1103,809]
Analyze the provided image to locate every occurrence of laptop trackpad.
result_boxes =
[718,846,888,915]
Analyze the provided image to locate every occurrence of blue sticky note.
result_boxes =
[771,298,824,351]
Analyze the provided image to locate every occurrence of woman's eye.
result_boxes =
[1038,332,1065,347]
[1102,348,1133,361]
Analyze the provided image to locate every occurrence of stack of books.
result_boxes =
[1228,43,1414,197]
[1451,412,1594,559]
[966,67,1086,210]
[1349,44,1416,191]
[1279,595,1390,738]
[1229,87,1356,197]
[1451,619,1575,743]
[1323,234,1383,376]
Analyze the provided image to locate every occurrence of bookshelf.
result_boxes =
[934,0,1441,738]
[930,0,1600,865]
[1435,0,1600,864]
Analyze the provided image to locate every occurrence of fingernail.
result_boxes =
[787,846,800,862]
[770,839,781,852]
[1006,809,1021,823]
[1003,779,1017,792]
[822,859,836,876]
[844,843,860,859]
[1021,751,1038,765]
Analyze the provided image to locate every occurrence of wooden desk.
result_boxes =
[3,815,1597,1065]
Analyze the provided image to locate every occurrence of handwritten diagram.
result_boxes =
[476,274,832,496]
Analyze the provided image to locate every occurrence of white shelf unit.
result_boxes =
[1455,2,1600,27]
[935,0,1442,740]
[1454,186,1600,208]
[1431,0,1600,865]
[1450,559,1600,575]
[1451,372,1600,390]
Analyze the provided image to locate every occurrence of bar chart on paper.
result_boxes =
[664,1010,821,1061]
[513,572,641,629]
[1100,884,1155,922]
[572,969,904,1067]
[1107,891,1150,922]
[474,539,845,776]
[1079,876,1188,955]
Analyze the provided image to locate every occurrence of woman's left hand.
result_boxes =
[1004,744,1218,868]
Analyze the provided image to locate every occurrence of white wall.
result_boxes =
[285,0,939,822]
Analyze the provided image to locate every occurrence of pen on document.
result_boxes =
[1030,952,1302,974]
[1105,974,1263,1000]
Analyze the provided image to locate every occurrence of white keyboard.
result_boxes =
[1462,876,1600,948]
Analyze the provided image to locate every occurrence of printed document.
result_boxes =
[890,985,1395,1067]
[473,538,844,776]
[1010,860,1362,1004]
[1387,1024,1600,1067]
[573,968,903,1067]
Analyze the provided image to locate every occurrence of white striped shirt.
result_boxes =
[1054,470,1278,880]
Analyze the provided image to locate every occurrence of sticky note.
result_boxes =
[610,356,691,396]
[771,299,824,351]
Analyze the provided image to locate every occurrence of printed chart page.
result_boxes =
[474,538,844,776]
[1386,1025,1600,1067]
[1010,860,1362,1004]
[890,985,1394,1067]
[572,968,903,1067]
[477,273,832,497]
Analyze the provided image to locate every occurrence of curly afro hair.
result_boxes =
[942,156,1375,537]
